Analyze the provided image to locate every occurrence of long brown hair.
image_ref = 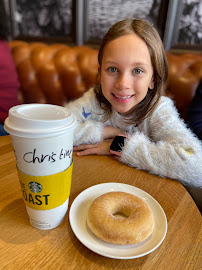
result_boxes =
[94,19,168,126]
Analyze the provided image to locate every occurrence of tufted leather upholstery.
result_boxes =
[9,40,202,121]
[165,52,202,120]
[9,41,98,105]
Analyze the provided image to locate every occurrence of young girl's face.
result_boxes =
[100,34,154,114]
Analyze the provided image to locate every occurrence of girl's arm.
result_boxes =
[102,126,126,139]
[120,98,202,188]
[74,139,112,156]
[73,126,126,156]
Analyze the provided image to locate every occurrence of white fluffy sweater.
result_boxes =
[66,88,202,188]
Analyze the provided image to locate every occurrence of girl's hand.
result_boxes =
[74,140,113,156]
[102,126,126,140]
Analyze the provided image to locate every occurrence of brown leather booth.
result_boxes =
[9,40,202,121]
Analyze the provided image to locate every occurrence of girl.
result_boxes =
[66,19,202,189]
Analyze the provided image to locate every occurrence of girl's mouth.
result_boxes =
[112,93,134,102]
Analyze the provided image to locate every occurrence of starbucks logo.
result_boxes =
[28,182,42,193]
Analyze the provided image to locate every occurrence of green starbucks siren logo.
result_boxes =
[28,182,42,193]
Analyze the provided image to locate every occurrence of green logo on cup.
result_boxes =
[28,182,42,193]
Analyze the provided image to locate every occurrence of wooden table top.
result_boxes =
[0,135,201,270]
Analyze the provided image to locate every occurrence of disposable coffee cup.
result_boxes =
[4,104,77,230]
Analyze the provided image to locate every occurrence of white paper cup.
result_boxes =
[4,104,77,230]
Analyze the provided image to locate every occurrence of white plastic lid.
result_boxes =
[4,104,77,138]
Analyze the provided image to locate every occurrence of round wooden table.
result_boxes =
[0,135,201,269]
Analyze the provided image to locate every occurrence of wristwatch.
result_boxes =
[110,135,127,156]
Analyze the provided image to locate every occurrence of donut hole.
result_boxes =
[112,207,130,219]
[113,212,128,219]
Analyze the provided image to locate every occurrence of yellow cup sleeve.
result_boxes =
[17,163,73,210]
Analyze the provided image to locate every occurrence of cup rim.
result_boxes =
[4,104,77,138]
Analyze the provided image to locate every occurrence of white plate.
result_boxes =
[69,183,167,259]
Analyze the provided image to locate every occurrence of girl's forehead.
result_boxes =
[104,34,148,53]
[101,34,152,66]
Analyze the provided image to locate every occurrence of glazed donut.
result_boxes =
[87,191,154,245]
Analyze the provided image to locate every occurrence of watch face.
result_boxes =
[110,136,127,152]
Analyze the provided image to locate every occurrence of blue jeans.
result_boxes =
[0,123,9,136]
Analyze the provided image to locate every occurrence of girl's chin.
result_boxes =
[113,106,134,114]
[110,98,137,113]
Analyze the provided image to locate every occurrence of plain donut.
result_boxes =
[87,191,154,245]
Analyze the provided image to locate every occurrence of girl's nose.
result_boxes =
[115,74,131,90]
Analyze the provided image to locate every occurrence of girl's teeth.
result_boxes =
[114,94,132,99]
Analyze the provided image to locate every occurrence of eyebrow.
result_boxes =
[103,60,149,67]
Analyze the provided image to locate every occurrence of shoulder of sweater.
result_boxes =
[154,96,177,113]
[145,96,179,124]
[65,87,107,118]
[75,87,96,101]
[159,95,174,105]
[82,87,96,97]
[66,88,97,107]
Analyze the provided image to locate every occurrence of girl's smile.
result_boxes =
[100,34,154,114]
[112,93,134,103]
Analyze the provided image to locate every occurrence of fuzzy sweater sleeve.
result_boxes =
[120,97,202,188]
[65,89,104,145]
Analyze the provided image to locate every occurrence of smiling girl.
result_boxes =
[66,19,202,188]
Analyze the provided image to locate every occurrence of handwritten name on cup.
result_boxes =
[15,148,72,164]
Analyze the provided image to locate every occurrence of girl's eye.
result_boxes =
[108,67,118,72]
[133,68,143,74]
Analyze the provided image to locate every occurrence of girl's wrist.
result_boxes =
[103,126,125,139]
